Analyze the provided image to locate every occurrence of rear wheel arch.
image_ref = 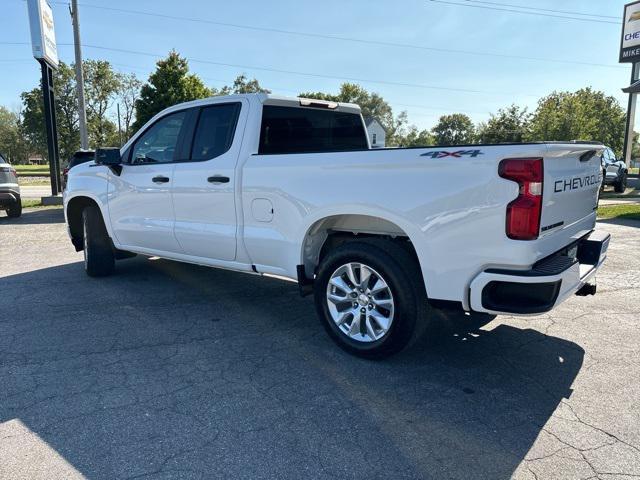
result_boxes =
[299,214,426,294]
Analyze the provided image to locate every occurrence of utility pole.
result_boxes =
[70,0,89,150]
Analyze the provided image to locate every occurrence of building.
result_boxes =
[364,116,386,148]
[27,154,47,165]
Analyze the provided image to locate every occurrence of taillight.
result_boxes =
[10,168,17,176]
[63,168,69,176]
[498,158,544,240]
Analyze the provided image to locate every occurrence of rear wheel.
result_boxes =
[6,197,21,218]
[82,205,115,277]
[314,239,429,358]
[614,171,627,193]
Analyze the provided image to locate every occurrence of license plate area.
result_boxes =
[577,231,610,266]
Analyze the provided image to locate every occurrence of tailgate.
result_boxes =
[540,144,602,237]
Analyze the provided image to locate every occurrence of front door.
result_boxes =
[172,101,245,261]
[108,110,187,254]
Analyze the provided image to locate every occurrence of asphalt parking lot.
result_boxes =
[1,208,639,480]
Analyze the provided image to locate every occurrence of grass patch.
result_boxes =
[14,164,52,177]
[20,199,60,209]
[18,178,52,186]
[630,167,639,175]
[597,203,640,220]
[21,199,44,208]
[15,164,50,172]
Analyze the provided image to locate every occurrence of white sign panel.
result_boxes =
[27,0,59,68]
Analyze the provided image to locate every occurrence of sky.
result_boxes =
[0,0,634,131]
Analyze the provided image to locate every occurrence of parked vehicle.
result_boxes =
[601,147,628,193]
[0,152,21,218]
[64,94,610,358]
[62,150,95,190]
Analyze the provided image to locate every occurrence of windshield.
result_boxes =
[0,152,6,164]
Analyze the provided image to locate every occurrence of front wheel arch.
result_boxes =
[66,196,101,251]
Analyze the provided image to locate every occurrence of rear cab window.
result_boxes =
[259,106,368,154]
[189,103,241,161]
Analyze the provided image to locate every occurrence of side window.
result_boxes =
[190,103,241,161]
[259,106,368,154]
[131,111,186,164]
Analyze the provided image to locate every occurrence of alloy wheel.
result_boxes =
[326,262,395,343]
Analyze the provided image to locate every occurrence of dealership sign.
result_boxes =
[27,0,58,68]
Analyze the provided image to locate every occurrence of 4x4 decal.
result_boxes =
[420,149,484,158]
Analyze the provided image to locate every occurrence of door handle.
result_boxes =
[152,176,170,183]
[207,175,230,184]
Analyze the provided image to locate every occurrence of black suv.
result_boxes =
[62,150,95,190]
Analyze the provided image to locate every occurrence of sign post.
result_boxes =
[27,0,62,197]
[620,1,640,168]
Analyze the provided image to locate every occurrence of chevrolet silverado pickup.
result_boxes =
[63,93,610,358]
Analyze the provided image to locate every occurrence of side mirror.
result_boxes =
[95,147,121,166]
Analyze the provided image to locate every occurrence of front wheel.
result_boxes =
[314,239,429,358]
[82,205,115,277]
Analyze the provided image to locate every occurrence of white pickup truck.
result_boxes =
[64,93,610,358]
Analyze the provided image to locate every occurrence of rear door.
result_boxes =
[540,144,603,236]
[171,100,245,261]
[108,110,187,253]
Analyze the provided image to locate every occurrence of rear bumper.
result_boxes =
[469,230,610,315]
[603,175,619,185]
[0,190,20,208]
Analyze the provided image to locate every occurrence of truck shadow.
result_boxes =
[0,256,583,479]
[0,207,65,224]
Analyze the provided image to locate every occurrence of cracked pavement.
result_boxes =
[0,208,639,480]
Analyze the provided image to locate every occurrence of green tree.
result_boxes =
[83,60,120,147]
[431,113,475,145]
[20,60,125,161]
[527,88,626,154]
[20,88,47,159]
[133,51,212,132]
[298,83,408,145]
[216,74,270,95]
[397,125,434,147]
[116,72,142,141]
[0,106,29,163]
[477,104,530,144]
[20,61,80,163]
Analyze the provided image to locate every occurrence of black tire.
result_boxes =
[614,171,627,193]
[82,205,115,277]
[6,197,22,218]
[314,238,430,359]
